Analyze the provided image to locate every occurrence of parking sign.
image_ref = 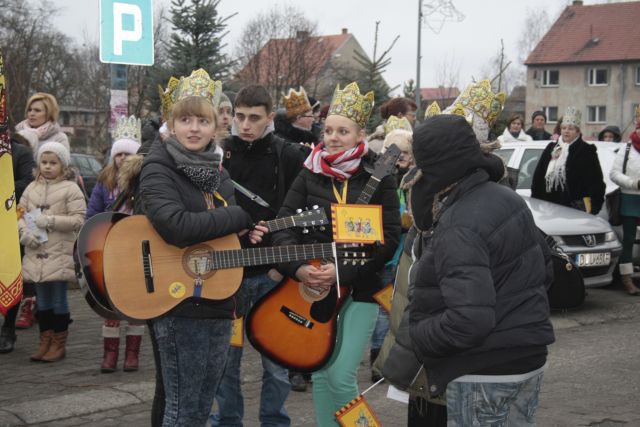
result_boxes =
[100,0,154,65]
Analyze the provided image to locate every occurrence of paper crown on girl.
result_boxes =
[284,86,312,118]
[158,69,223,119]
[158,76,180,120]
[563,106,582,128]
[328,82,374,128]
[383,116,413,134]
[113,115,141,143]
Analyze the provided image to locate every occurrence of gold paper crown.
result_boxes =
[563,106,582,128]
[424,101,441,119]
[384,116,413,134]
[172,68,222,108]
[328,82,374,128]
[284,86,312,118]
[444,80,506,126]
[113,115,141,143]
[158,76,179,120]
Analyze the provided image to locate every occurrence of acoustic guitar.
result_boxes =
[75,208,327,320]
[100,214,366,321]
[246,144,401,372]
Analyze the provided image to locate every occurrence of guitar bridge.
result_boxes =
[142,240,154,293]
[280,306,314,329]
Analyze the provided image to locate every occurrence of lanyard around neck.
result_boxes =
[332,179,349,204]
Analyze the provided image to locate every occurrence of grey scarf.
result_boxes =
[165,137,221,193]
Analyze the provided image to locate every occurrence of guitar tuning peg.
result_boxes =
[319,226,325,231]
[312,205,319,209]
[296,208,303,214]
[302,228,309,234]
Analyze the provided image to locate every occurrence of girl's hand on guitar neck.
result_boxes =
[239,221,269,245]
[296,263,337,292]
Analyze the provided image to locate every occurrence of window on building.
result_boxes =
[588,68,608,86]
[587,106,607,123]
[542,106,558,123]
[541,69,559,87]
[61,112,70,125]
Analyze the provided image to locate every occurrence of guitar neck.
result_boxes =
[356,176,381,205]
[265,216,296,233]
[211,243,334,270]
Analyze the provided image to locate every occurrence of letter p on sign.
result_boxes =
[100,0,154,66]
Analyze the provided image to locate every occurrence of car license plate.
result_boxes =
[575,252,611,267]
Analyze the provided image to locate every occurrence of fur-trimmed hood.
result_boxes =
[117,153,145,195]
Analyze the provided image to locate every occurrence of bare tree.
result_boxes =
[434,54,461,105]
[233,4,332,105]
[516,7,553,66]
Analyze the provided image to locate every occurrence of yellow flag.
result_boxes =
[373,284,393,314]
[0,49,23,316]
[230,317,244,347]
[335,395,382,427]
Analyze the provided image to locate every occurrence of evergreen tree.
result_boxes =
[168,0,235,80]
[353,22,399,132]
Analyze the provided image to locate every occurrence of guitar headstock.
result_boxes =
[338,243,373,266]
[371,144,401,180]
[293,206,328,231]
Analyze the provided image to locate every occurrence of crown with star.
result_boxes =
[328,82,374,128]
[384,116,413,134]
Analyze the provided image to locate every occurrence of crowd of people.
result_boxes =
[2,68,640,427]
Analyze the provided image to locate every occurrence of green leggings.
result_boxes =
[311,297,379,426]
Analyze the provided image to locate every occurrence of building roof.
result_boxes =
[236,30,352,86]
[420,87,460,100]
[525,1,640,65]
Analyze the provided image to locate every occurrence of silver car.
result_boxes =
[495,141,622,288]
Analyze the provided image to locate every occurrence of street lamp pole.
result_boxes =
[416,0,423,113]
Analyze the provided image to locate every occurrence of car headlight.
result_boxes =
[604,231,617,242]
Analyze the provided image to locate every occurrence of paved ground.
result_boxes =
[0,283,639,426]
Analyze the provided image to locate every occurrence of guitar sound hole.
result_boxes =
[182,244,215,279]
[310,287,338,323]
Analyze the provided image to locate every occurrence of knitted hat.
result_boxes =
[531,110,547,122]
[382,129,412,154]
[110,138,141,160]
[38,141,70,167]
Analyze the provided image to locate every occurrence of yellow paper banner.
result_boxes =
[331,204,384,244]
[373,284,393,313]
[335,395,382,427]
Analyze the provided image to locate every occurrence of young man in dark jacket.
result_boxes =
[211,85,307,427]
[407,114,555,426]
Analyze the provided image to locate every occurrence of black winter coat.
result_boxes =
[272,156,401,302]
[531,137,606,214]
[525,127,551,141]
[409,169,555,398]
[138,139,254,319]
[11,140,35,201]
[274,113,318,145]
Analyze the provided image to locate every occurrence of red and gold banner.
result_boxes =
[0,49,23,315]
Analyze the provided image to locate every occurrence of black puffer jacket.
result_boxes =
[138,139,253,319]
[531,137,606,214]
[409,169,555,397]
[272,156,401,302]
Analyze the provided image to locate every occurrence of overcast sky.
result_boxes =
[52,0,610,94]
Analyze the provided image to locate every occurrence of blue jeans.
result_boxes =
[446,371,544,426]
[210,273,290,427]
[153,315,231,427]
[370,265,396,350]
[35,281,69,314]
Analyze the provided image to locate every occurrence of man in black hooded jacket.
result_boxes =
[407,114,555,426]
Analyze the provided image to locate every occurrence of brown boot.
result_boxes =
[42,331,68,362]
[30,330,53,361]
[123,335,141,371]
[101,337,120,373]
[621,274,640,296]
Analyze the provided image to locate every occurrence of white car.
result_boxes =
[495,140,623,288]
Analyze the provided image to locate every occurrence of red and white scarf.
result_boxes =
[304,141,368,181]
